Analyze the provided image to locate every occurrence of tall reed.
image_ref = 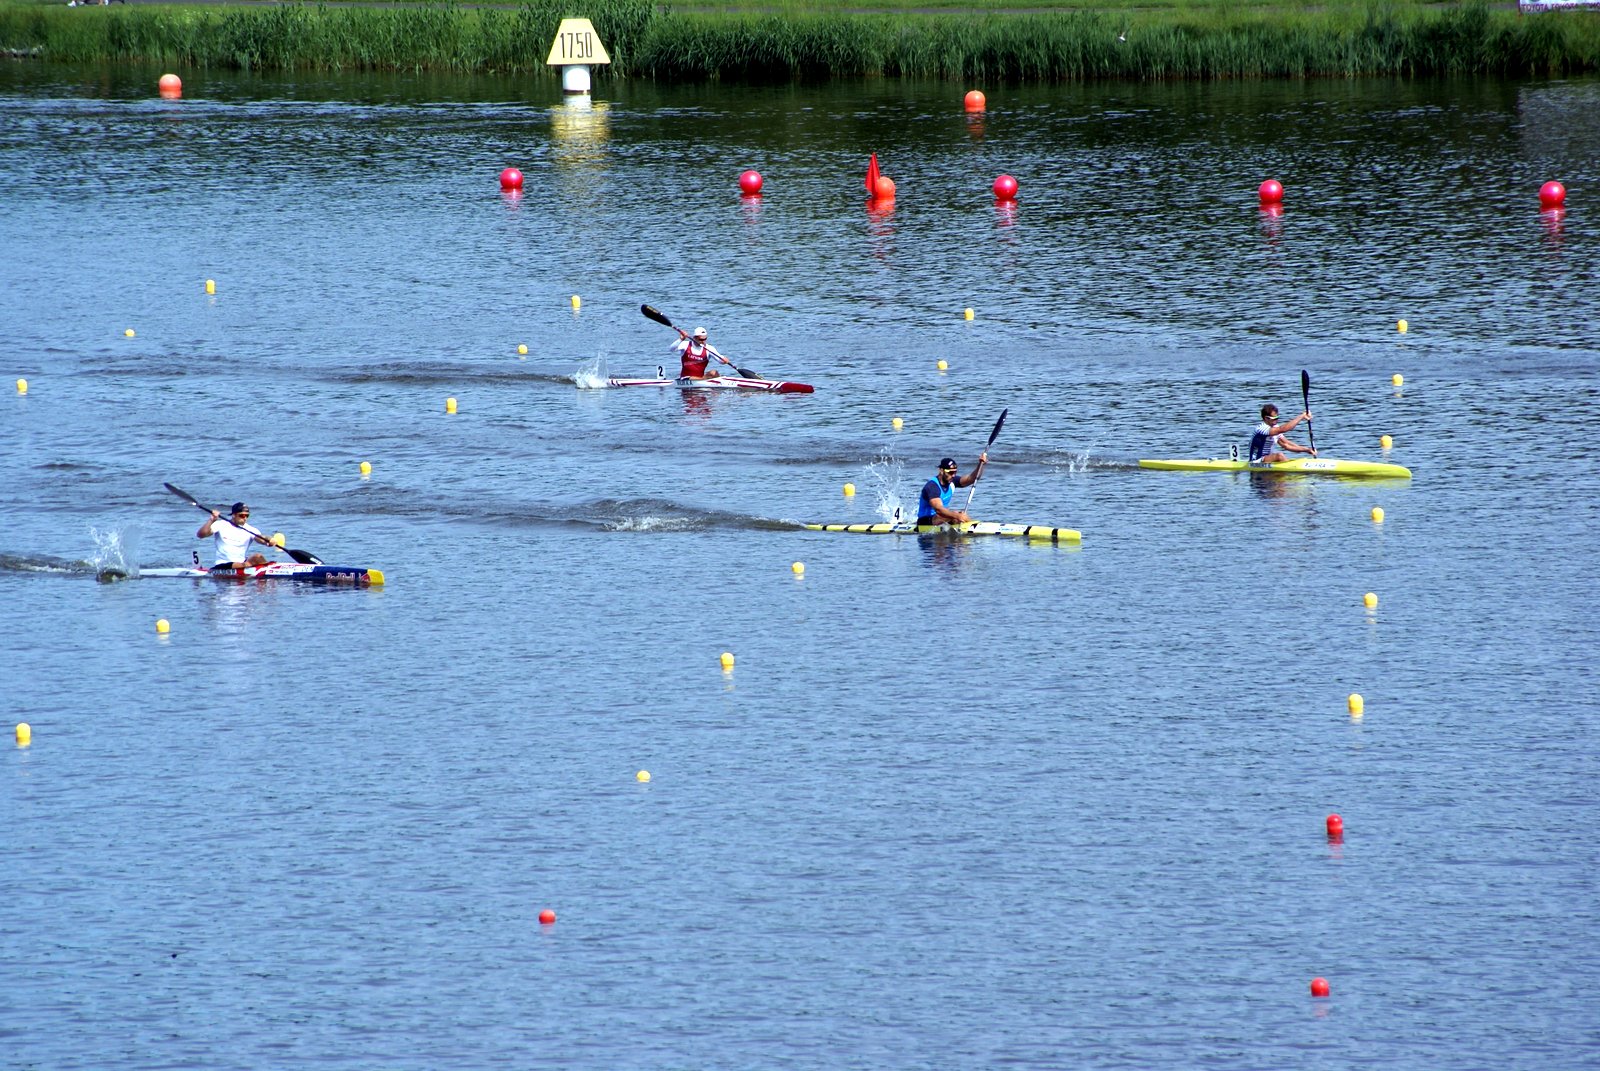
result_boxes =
[2,0,1596,79]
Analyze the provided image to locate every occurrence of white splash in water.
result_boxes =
[573,356,609,390]
[1058,450,1093,474]
[88,525,137,578]
[863,456,908,523]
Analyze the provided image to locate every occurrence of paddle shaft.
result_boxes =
[1301,370,1316,453]
[164,483,320,565]
[964,408,1009,510]
[640,304,763,380]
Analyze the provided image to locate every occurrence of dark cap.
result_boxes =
[938,458,958,470]
[230,502,248,514]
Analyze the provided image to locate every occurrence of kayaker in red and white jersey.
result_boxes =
[671,325,724,380]
[1249,404,1316,464]
[916,454,988,527]
[197,502,276,570]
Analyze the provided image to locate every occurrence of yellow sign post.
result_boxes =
[546,18,612,97]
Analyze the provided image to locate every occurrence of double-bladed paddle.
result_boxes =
[964,408,1009,510]
[164,483,322,565]
[640,304,765,380]
[1301,369,1316,454]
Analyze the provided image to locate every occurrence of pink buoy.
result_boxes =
[739,169,764,195]
[874,175,896,201]
[964,90,986,113]
[499,167,524,191]
[1539,180,1566,207]
[1258,179,1284,205]
[992,174,1018,201]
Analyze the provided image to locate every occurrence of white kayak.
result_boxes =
[606,366,813,394]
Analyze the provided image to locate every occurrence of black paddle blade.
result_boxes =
[283,547,322,565]
[987,408,1009,447]
[641,304,673,329]
[1300,370,1315,452]
[734,365,763,380]
[164,482,207,511]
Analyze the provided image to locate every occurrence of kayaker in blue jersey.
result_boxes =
[1249,404,1316,464]
[671,325,723,380]
[197,502,275,570]
[916,454,988,527]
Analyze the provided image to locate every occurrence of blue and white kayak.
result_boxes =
[132,563,385,584]
[804,521,1081,543]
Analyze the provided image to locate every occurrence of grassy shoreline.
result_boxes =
[2,0,1597,80]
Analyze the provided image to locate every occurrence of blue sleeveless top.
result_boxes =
[917,477,952,521]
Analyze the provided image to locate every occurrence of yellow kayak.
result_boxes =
[1139,457,1411,478]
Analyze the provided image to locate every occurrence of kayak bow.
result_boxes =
[1139,457,1411,478]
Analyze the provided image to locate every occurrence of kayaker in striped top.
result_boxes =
[197,502,275,570]
[671,325,723,380]
[1249,404,1316,464]
[916,454,988,527]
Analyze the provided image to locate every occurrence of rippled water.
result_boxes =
[2,65,1598,1069]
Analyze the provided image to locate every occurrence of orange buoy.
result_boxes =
[964,90,986,112]
[874,176,896,201]
[538,908,556,925]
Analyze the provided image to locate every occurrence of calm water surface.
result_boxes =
[2,65,1598,1069]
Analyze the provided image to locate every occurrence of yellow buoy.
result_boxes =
[891,417,903,430]
[1380,434,1393,450]
[205,279,215,295]
[1397,319,1408,334]
[15,723,31,747]
[1363,592,1378,609]
[719,651,735,670]
[445,397,458,414]
[1347,693,1365,715]
[1392,373,1403,387]
[360,461,372,476]
[791,561,805,575]
[937,360,948,371]
[1371,506,1385,524]
[842,482,856,496]
[156,618,170,634]
[636,770,651,783]
[570,295,581,310]
[271,532,286,547]
[124,328,136,337]
[16,378,26,395]
[963,308,975,321]
[517,343,528,355]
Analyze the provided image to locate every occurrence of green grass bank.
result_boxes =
[2,0,1597,80]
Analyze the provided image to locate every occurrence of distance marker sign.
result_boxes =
[545,18,612,66]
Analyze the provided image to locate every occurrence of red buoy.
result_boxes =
[992,174,1019,201]
[1310,977,1330,998]
[538,908,556,925]
[964,90,986,113]
[874,176,896,201]
[1326,813,1344,839]
[1539,181,1566,207]
[158,73,182,94]
[499,167,524,191]
[739,169,764,195]
[1259,179,1284,205]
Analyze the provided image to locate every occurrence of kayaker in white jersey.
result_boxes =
[1249,404,1317,464]
[671,325,723,380]
[197,502,276,570]
[916,454,988,527]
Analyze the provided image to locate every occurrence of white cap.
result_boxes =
[693,326,708,339]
